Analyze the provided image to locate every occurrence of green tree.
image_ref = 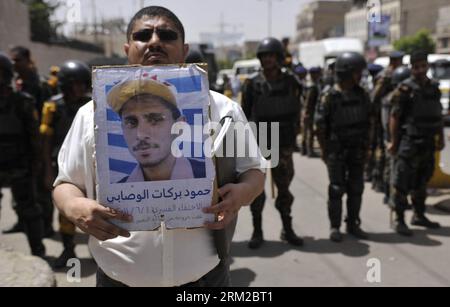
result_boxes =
[393,29,436,54]
[22,0,61,43]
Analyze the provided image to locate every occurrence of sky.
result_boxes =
[53,0,314,43]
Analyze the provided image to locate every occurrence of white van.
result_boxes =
[232,59,261,83]
[298,38,365,69]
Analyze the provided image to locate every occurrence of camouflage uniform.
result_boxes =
[315,84,372,231]
[369,67,395,191]
[0,88,46,257]
[302,81,321,156]
[390,77,443,222]
[242,68,303,247]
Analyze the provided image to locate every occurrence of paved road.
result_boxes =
[1,130,450,287]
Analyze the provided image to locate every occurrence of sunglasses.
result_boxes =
[131,28,179,42]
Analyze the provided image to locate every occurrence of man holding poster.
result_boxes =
[52,6,265,287]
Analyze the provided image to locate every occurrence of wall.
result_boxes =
[0,0,103,77]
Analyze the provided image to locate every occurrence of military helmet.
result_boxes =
[58,60,91,91]
[391,66,411,86]
[335,52,367,74]
[256,37,285,64]
[0,52,14,85]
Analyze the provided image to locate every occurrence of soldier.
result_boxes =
[293,64,307,153]
[388,51,445,236]
[40,60,92,267]
[242,37,303,249]
[9,46,44,117]
[367,63,384,92]
[315,52,371,243]
[302,66,323,157]
[41,65,61,101]
[282,37,294,71]
[0,52,46,257]
[323,60,336,90]
[380,66,411,206]
[369,51,405,192]
[3,46,44,235]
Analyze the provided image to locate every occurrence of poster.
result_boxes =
[93,64,216,231]
[368,14,391,48]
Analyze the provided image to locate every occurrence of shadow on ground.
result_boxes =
[230,268,257,287]
[231,237,371,258]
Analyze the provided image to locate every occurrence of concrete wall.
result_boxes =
[0,0,103,77]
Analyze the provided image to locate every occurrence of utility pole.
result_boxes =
[91,0,98,43]
[258,0,283,37]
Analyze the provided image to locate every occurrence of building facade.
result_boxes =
[436,5,450,54]
[295,1,351,44]
[345,0,449,52]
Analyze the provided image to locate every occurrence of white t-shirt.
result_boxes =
[55,91,265,287]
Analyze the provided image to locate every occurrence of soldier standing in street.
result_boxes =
[315,52,371,243]
[40,60,92,267]
[3,46,45,235]
[0,52,46,257]
[388,51,445,236]
[302,66,323,158]
[380,66,411,206]
[242,37,303,249]
[369,51,404,192]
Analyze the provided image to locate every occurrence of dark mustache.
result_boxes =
[133,141,160,152]
[147,46,168,56]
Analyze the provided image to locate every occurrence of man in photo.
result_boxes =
[107,78,205,183]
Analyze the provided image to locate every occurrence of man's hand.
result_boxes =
[203,183,252,230]
[65,197,132,241]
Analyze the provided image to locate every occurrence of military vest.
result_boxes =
[50,95,91,159]
[252,72,301,122]
[328,86,370,141]
[401,78,442,138]
[0,93,29,165]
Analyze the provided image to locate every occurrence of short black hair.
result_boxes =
[410,51,428,65]
[126,6,185,43]
[10,46,31,60]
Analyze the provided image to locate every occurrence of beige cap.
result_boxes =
[107,79,178,113]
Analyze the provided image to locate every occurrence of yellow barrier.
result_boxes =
[428,150,450,189]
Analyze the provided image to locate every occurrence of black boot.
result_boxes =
[248,215,264,249]
[346,223,369,240]
[54,234,77,268]
[330,228,343,242]
[24,218,46,258]
[411,214,441,229]
[248,230,264,249]
[393,211,413,236]
[280,215,303,247]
